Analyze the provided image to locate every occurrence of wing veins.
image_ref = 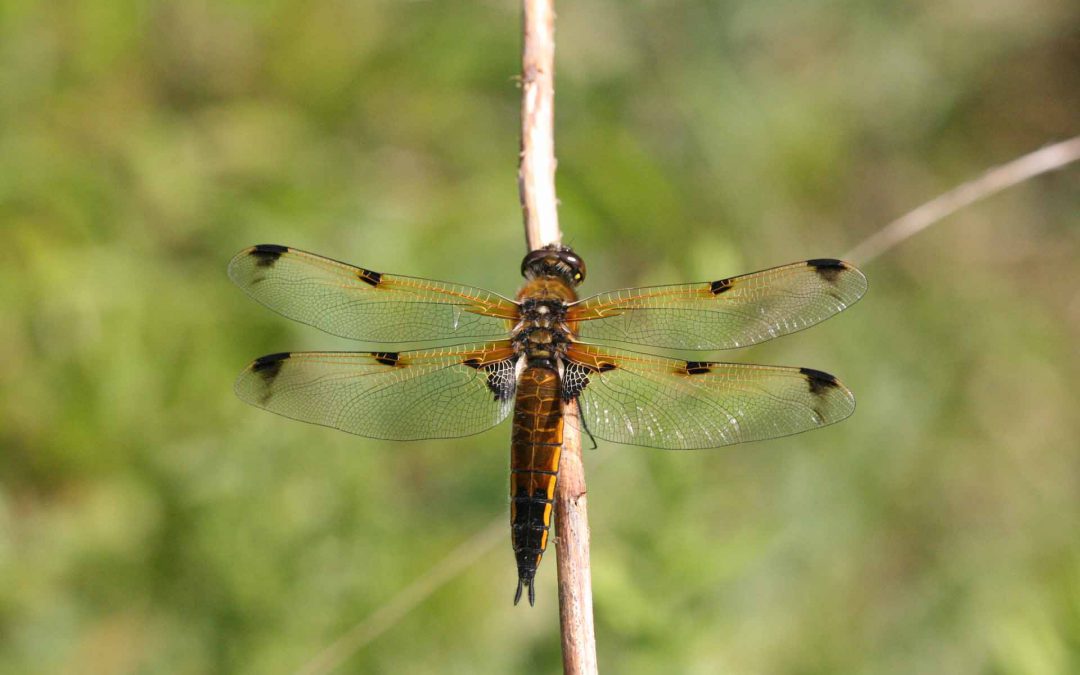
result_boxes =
[591,368,740,445]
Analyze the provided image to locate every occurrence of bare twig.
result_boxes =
[519,2,598,673]
[554,405,598,674]
[844,137,1080,265]
[520,0,562,250]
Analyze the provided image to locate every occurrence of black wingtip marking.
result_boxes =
[806,258,847,283]
[710,278,734,294]
[356,267,383,287]
[800,367,840,395]
[251,352,289,382]
[683,361,712,375]
[373,351,400,367]
[250,244,288,267]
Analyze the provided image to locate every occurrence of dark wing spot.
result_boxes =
[710,278,734,295]
[251,244,288,268]
[356,267,383,287]
[251,352,289,384]
[800,367,840,396]
[373,351,400,367]
[597,362,617,372]
[683,361,712,375]
[462,358,483,369]
[806,259,847,284]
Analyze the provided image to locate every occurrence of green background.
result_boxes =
[1,1,1077,673]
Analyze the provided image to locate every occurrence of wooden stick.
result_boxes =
[520,0,562,249]
[554,403,598,674]
[518,2,598,673]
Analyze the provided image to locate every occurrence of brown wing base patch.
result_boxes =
[461,346,518,402]
[562,351,618,400]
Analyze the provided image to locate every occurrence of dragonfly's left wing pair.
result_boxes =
[235,343,518,440]
[230,246,865,448]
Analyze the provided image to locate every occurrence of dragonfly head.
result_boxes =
[521,244,587,287]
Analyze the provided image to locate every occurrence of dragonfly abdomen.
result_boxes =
[509,365,564,606]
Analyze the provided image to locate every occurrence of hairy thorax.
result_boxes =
[513,278,579,366]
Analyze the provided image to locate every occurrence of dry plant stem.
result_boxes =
[296,520,507,675]
[845,136,1080,265]
[520,0,562,250]
[519,1,597,673]
[554,404,598,675]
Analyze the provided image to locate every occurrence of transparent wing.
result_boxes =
[563,343,856,450]
[568,259,867,350]
[235,341,518,440]
[229,245,520,343]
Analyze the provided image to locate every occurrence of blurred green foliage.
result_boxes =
[1,1,1078,673]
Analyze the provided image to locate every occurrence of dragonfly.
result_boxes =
[229,243,867,606]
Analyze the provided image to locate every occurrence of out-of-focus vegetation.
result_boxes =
[1,1,1078,673]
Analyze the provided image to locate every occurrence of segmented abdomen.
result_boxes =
[509,365,563,605]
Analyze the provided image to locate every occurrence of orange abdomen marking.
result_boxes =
[509,366,563,605]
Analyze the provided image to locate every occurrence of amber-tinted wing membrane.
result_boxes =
[235,341,518,440]
[563,344,855,450]
[569,259,867,350]
[229,245,520,343]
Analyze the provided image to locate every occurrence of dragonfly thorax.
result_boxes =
[519,298,568,325]
[515,324,570,366]
[512,295,573,368]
